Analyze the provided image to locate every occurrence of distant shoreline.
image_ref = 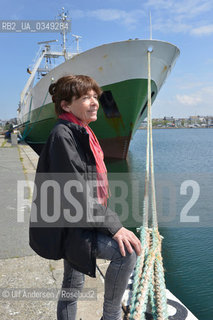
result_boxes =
[138,126,213,130]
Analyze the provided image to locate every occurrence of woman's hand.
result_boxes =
[112,227,142,257]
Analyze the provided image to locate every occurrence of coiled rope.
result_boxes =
[129,49,168,320]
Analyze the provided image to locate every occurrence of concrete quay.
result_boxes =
[0,135,110,320]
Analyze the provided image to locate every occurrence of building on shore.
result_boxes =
[139,115,213,129]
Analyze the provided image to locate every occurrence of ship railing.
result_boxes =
[28,44,73,71]
[21,43,78,106]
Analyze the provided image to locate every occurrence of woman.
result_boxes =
[29,75,141,320]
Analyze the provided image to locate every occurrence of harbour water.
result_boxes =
[106,128,213,320]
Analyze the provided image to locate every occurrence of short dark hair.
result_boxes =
[49,75,102,117]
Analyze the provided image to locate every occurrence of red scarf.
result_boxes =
[59,112,108,206]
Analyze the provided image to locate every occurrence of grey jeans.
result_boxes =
[57,231,137,320]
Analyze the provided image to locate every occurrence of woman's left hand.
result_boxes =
[112,227,142,257]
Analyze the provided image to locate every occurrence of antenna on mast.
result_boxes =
[72,34,82,53]
[149,12,152,40]
[37,40,58,45]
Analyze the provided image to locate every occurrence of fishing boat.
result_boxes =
[17,9,180,159]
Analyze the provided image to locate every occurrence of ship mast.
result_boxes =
[19,8,81,106]
[59,7,70,60]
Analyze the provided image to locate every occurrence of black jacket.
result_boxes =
[29,119,122,277]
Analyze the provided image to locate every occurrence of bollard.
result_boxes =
[11,133,18,146]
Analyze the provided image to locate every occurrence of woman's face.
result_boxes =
[61,89,99,125]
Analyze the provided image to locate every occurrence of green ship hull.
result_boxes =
[18,39,180,158]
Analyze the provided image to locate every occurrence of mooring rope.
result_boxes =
[129,49,168,320]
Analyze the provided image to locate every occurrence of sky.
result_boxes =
[0,0,213,120]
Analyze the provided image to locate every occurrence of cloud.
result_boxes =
[153,74,213,117]
[146,0,213,17]
[88,9,141,26]
[176,94,202,106]
[172,0,212,18]
[71,9,145,28]
[202,86,213,95]
[146,0,213,35]
[191,24,213,35]
[176,84,213,107]
[71,1,213,35]
[145,0,174,10]
[153,80,213,117]
[70,9,85,19]
[152,19,191,34]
